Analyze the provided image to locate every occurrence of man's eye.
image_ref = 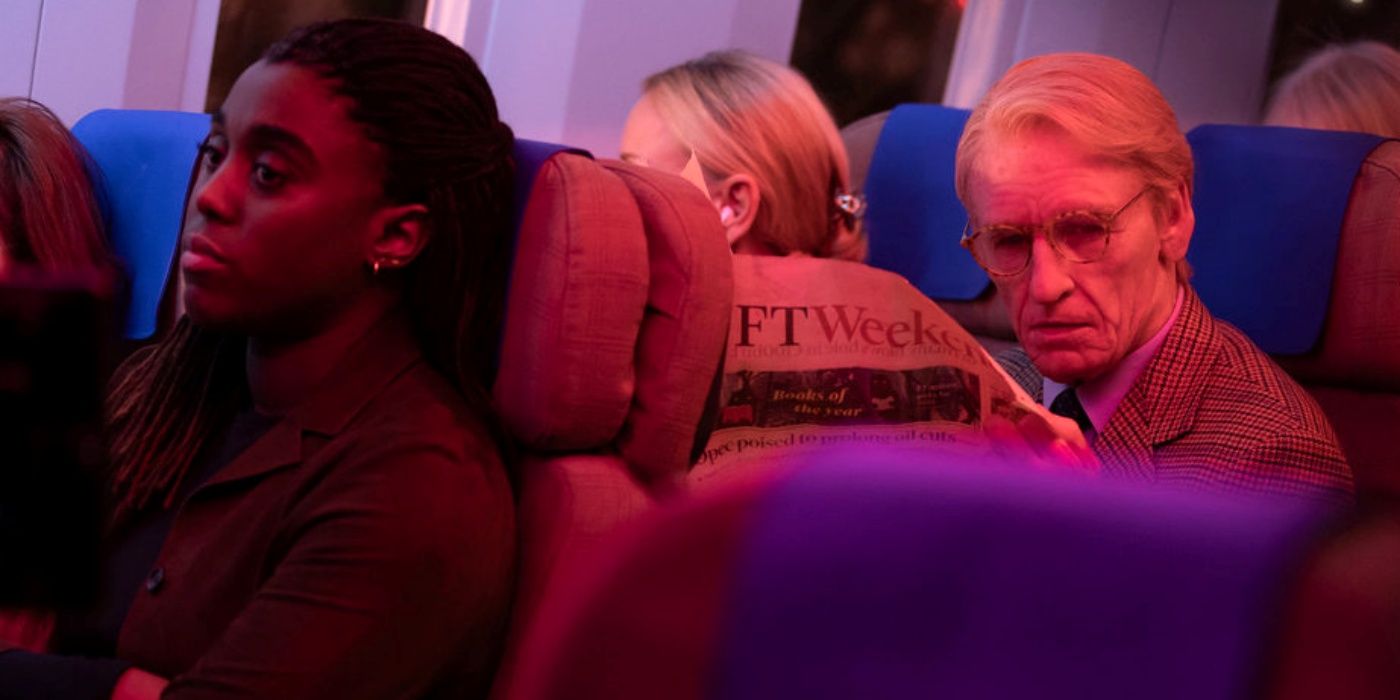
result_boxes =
[987,228,1031,250]
[1054,216,1109,241]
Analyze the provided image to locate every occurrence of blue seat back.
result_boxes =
[1187,125,1386,355]
[863,104,988,301]
[73,110,211,340]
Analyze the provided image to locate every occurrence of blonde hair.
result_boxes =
[954,53,1194,281]
[643,51,866,261]
[1265,41,1400,138]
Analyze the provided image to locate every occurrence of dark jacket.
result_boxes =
[114,314,516,698]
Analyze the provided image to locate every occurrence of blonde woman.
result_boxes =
[620,50,867,261]
[1265,41,1400,138]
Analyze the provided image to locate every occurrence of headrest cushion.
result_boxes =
[495,154,649,450]
[601,161,733,488]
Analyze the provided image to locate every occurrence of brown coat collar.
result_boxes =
[1095,288,1218,478]
[201,312,424,490]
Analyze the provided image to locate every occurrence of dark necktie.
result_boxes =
[1050,387,1094,437]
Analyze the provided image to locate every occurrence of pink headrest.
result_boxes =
[495,154,650,450]
[602,161,733,489]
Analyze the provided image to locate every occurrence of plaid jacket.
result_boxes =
[999,288,1354,502]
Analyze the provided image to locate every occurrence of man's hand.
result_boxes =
[112,667,168,700]
[985,411,1101,475]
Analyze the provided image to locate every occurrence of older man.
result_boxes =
[956,53,1352,501]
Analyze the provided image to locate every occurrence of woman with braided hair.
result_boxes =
[0,19,516,699]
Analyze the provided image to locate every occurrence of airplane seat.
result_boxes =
[489,152,732,696]
[841,105,1014,354]
[595,159,736,487]
[1278,139,1400,503]
[507,447,1333,699]
[71,109,212,341]
[1186,126,1400,502]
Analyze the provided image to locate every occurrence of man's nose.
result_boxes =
[1026,235,1074,304]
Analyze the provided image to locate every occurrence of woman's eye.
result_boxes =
[197,141,226,171]
[251,162,286,189]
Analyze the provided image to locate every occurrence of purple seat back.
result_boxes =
[714,448,1329,699]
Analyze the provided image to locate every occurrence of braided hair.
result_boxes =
[105,19,515,524]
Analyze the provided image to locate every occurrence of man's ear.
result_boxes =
[367,203,431,271]
[713,174,760,251]
[1158,179,1194,264]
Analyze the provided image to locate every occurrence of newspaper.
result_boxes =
[692,255,1054,484]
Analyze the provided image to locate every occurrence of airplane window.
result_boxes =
[203,0,428,112]
[790,0,965,126]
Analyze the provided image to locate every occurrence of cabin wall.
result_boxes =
[945,0,1280,128]
[467,0,804,155]
[4,1,1277,135]
[0,1,44,99]
[2,0,218,125]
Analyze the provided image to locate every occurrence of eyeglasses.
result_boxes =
[960,187,1151,277]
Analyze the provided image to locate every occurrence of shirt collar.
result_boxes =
[198,311,426,491]
[1043,286,1185,434]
